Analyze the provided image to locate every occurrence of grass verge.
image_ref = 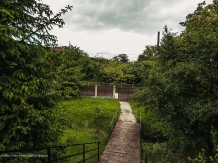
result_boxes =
[60,97,120,163]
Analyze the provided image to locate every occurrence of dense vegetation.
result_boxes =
[133,1,218,162]
[0,0,72,151]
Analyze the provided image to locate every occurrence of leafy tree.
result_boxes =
[112,54,129,63]
[53,47,83,99]
[79,57,103,81]
[98,60,138,84]
[137,45,157,61]
[121,62,136,84]
[133,60,156,84]
[100,61,124,83]
[0,0,72,151]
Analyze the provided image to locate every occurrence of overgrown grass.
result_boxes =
[129,100,144,123]
[60,97,120,163]
[129,100,186,163]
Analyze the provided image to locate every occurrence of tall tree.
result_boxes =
[0,0,72,151]
[53,47,83,99]
[137,45,157,61]
[112,54,129,63]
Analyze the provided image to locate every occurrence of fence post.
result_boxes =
[47,147,51,163]
[116,111,118,122]
[83,144,85,163]
[98,142,100,161]
[113,85,115,99]
[140,112,141,138]
[140,145,143,163]
[95,85,97,98]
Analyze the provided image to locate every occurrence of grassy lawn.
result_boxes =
[60,97,120,162]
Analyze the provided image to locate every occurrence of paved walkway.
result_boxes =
[99,101,140,163]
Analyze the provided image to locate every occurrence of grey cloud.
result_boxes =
[61,0,199,35]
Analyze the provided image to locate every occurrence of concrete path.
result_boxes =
[99,101,140,163]
[119,101,137,123]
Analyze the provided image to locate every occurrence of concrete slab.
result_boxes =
[99,101,140,163]
[119,101,137,122]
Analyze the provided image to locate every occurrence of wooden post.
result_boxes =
[157,31,160,48]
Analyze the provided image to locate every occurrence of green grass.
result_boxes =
[129,100,145,123]
[60,97,120,163]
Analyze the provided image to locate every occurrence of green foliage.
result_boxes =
[78,54,146,85]
[133,0,218,161]
[188,147,218,163]
[52,47,84,99]
[112,54,129,62]
[142,142,186,163]
[129,101,165,143]
[99,61,122,83]
[137,45,157,61]
[79,57,104,81]
[99,61,137,84]
[0,0,72,155]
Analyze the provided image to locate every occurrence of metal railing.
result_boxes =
[0,142,100,163]
[108,110,119,139]
[140,112,156,163]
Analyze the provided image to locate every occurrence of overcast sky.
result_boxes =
[42,0,213,61]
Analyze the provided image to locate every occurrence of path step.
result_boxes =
[99,121,140,163]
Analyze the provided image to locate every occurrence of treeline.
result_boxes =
[133,1,218,162]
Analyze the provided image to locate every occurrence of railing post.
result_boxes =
[113,114,115,128]
[98,142,100,161]
[140,112,141,138]
[116,111,118,122]
[83,144,85,163]
[140,139,143,163]
[47,147,51,163]
[145,154,148,163]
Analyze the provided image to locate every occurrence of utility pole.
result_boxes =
[157,31,160,48]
